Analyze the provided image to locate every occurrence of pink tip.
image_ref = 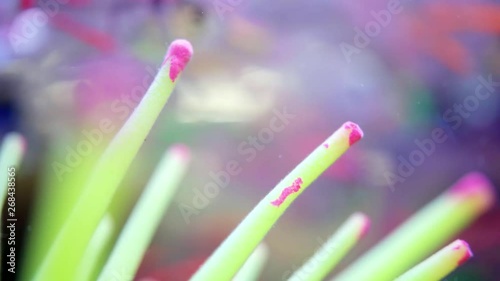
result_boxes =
[343,122,363,146]
[453,240,473,266]
[170,143,190,160]
[271,178,303,207]
[323,143,329,148]
[355,213,371,239]
[448,172,496,212]
[20,137,27,153]
[162,39,193,82]
[6,133,26,155]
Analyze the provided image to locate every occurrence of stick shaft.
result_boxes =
[395,240,473,281]
[289,213,370,281]
[233,244,269,281]
[190,122,363,281]
[75,215,114,281]
[98,145,190,281]
[34,59,179,280]
[333,172,494,280]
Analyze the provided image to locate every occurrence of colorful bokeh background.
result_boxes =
[1,0,500,280]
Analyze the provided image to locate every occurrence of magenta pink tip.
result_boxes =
[343,122,363,146]
[356,213,371,239]
[6,133,26,155]
[170,143,190,160]
[453,240,473,266]
[271,178,303,207]
[20,137,27,153]
[449,172,496,210]
[163,39,193,82]
[323,143,329,148]
[16,134,27,154]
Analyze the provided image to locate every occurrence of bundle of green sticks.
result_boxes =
[1,39,495,281]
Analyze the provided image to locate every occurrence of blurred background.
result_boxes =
[1,0,500,280]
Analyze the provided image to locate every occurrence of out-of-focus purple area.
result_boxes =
[1,0,500,280]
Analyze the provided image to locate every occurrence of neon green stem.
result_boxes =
[333,172,495,281]
[75,215,114,281]
[233,244,269,281]
[395,240,473,281]
[33,41,191,281]
[98,145,190,281]
[289,213,370,281]
[190,122,363,281]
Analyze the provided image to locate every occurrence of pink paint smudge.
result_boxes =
[343,122,363,146]
[323,143,329,148]
[453,240,473,266]
[163,39,193,82]
[271,178,303,207]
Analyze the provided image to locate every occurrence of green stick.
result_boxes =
[0,133,25,210]
[233,244,269,281]
[395,239,473,281]
[33,39,193,281]
[288,213,370,281]
[190,122,364,281]
[21,140,104,281]
[333,172,495,281]
[98,145,190,281]
[75,215,114,281]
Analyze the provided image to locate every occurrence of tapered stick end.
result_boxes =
[449,172,496,214]
[352,212,371,239]
[169,143,191,161]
